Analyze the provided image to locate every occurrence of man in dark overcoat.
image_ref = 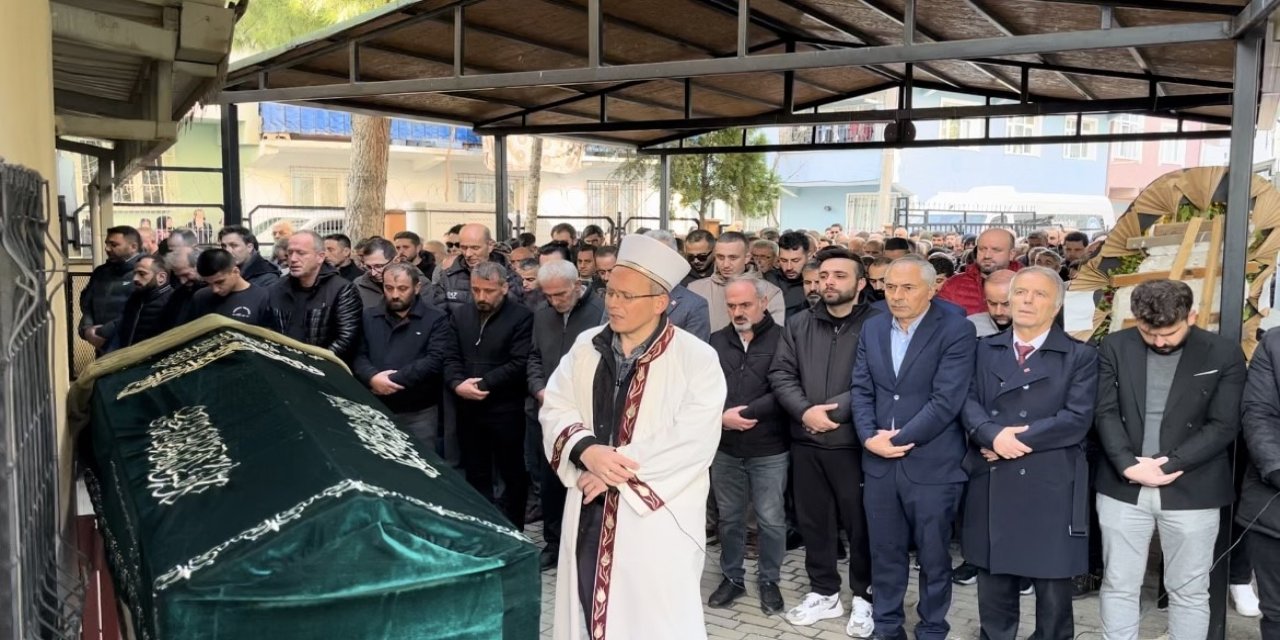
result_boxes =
[959,266,1098,640]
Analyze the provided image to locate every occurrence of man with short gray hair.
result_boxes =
[269,230,362,360]
[528,259,605,570]
[642,229,711,341]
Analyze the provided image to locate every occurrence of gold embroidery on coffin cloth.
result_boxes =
[321,393,442,479]
[146,406,239,505]
[117,331,326,400]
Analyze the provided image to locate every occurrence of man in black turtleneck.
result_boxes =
[103,254,173,353]
[766,231,814,320]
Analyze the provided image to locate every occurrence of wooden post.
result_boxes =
[1198,215,1225,328]
[1168,216,1203,281]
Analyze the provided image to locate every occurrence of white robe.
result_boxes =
[540,322,726,640]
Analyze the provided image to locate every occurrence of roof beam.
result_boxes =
[1029,0,1239,15]
[54,88,143,119]
[961,0,1097,99]
[1233,0,1280,37]
[476,91,1231,135]
[637,128,1230,155]
[55,115,179,141]
[50,1,176,61]
[217,20,1233,104]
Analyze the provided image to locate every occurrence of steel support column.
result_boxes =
[659,154,671,231]
[494,134,510,242]
[1213,25,1264,640]
[220,103,243,226]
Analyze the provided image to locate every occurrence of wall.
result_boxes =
[779,184,879,231]
[1104,116,1209,204]
[900,90,1111,202]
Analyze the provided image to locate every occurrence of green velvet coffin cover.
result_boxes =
[73,318,539,640]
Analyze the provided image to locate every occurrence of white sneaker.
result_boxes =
[846,596,875,638]
[1231,583,1262,617]
[784,592,843,626]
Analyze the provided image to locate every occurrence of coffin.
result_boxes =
[68,316,539,640]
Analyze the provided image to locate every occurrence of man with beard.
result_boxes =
[1062,231,1090,280]
[394,230,438,281]
[218,225,281,288]
[352,238,396,309]
[864,257,892,303]
[445,262,534,529]
[269,231,363,360]
[187,249,274,327]
[802,260,822,307]
[938,228,1020,315]
[594,245,618,287]
[353,262,452,453]
[1094,279,1245,640]
[681,228,717,286]
[79,226,144,353]
[770,247,881,635]
[766,231,813,319]
[434,223,522,315]
[688,231,784,332]
[102,254,173,352]
[706,278,789,615]
[528,260,605,570]
[324,233,364,282]
[967,269,1016,337]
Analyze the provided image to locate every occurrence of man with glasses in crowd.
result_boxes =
[351,238,396,309]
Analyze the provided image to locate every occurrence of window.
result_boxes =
[845,193,880,232]
[456,173,525,211]
[1004,116,1041,156]
[1063,116,1099,160]
[140,161,166,204]
[588,180,644,219]
[1159,123,1186,166]
[939,98,983,149]
[1111,115,1144,161]
[291,168,347,206]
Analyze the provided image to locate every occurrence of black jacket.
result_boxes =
[165,280,207,329]
[79,254,142,341]
[336,260,364,283]
[1240,328,1280,537]
[103,283,174,353]
[765,270,810,319]
[240,253,281,289]
[1095,326,1246,510]
[431,253,523,316]
[528,292,604,396]
[269,264,363,361]
[353,297,453,414]
[710,315,788,458]
[444,298,533,417]
[769,302,882,449]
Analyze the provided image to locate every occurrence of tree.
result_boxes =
[525,136,544,238]
[234,0,392,240]
[613,128,780,223]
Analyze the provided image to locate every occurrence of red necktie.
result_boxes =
[1016,343,1035,366]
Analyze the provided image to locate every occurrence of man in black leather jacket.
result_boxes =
[270,231,362,361]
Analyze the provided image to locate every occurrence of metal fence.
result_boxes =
[894,205,1048,239]
[0,161,83,638]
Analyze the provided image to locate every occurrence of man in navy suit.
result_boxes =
[852,255,977,640]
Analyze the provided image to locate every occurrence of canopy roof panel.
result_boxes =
[221,0,1270,149]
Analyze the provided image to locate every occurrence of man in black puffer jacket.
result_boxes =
[433,223,522,316]
[1239,327,1280,634]
[445,260,533,530]
[270,231,362,361]
[768,246,882,627]
[79,226,143,353]
[103,254,173,353]
[706,278,789,615]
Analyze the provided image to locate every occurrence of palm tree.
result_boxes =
[234,0,391,242]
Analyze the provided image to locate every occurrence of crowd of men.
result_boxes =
[79,219,1280,640]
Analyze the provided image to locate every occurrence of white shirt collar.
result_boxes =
[1013,328,1051,352]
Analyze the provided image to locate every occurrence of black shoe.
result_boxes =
[707,577,746,608]
[870,630,909,640]
[1019,577,1034,596]
[952,561,978,586]
[539,548,558,572]
[1071,573,1098,599]
[759,581,784,615]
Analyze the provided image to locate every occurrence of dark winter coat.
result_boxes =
[1095,326,1245,510]
[769,302,882,449]
[528,292,604,396]
[353,273,385,309]
[79,254,142,342]
[239,253,281,289]
[960,326,1097,579]
[710,315,788,458]
[352,297,453,414]
[103,283,174,353]
[1241,327,1280,538]
[269,264,363,361]
[444,298,534,423]
[431,253,523,316]
[765,270,809,319]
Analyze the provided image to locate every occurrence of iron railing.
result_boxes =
[0,160,84,639]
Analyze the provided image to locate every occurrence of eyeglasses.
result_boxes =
[603,288,665,302]
[686,252,712,262]
[366,262,389,272]
[446,242,460,249]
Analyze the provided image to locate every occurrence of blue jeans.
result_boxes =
[711,450,789,583]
